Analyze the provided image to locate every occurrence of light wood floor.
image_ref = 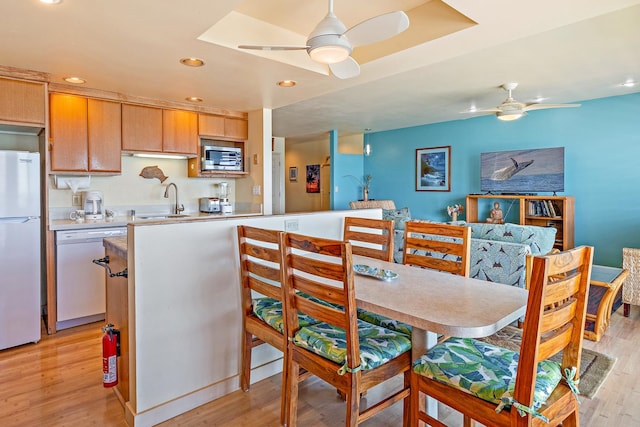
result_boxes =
[2,309,639,427]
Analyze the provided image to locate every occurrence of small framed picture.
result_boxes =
[289,166,298,181]
[416,146,451,192]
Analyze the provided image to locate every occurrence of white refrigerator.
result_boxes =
[0,150,41,350]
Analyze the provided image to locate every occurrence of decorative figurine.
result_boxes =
[486,202,504,224]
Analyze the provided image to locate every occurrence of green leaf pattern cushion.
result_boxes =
[413,337,562,411]
[293,319,411,370]
[356,308,412,336]
[252,297,318,334]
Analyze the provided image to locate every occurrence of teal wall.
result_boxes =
[362,92,640,267]
[330,129,365,210]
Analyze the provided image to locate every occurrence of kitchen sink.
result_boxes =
[137,213,191,220]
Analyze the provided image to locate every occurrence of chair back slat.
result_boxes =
[248,276,282,300]
[537,323,573,361]
[291,274,347,309]
[245,258,282,283]
[289,252,347,283]
[343,217,394,262]
[293,293,349,329]
[514,246,593,409]
[403,222,471,277]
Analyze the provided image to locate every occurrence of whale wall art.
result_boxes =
[480,147,564,194]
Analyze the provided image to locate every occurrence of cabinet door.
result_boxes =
[224,117,248,140]
[121,104,163,152]
[198,113,225,137]
[88,99,121,172]
[0,78,45,126]
[50,93,88,172]
[163,109,198,154]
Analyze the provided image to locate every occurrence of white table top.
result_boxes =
[353,255,529,339]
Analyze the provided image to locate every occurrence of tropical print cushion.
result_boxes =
[382,207,412,231]
[356,308,412,336]
[293,319,411,370]
[469,223,556,255]
[413,337,562,411]
[470,239,531,288]
[252,297,318,334]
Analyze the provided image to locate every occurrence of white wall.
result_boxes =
[126,209,380,426]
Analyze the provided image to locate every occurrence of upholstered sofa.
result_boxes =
[382,208,556,288]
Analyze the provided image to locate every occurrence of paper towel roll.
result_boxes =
[53,175,91,193]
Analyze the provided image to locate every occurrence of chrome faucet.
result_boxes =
[163,183,184,215]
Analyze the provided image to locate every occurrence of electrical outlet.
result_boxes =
[285,219,299,231]
[72,194,82,206]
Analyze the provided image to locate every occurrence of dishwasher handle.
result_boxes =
[93,256,128,278]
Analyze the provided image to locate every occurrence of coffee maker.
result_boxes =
[83,191,104,220]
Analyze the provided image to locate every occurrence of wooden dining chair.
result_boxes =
[343,216,394,262]
[236,225,315,424]
[402,222,471,277]
[280,232,412,427]
[411,245,593,427]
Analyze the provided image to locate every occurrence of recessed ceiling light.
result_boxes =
[180,57,205,67]
[277,80,296,87]
[621,79,637,88]
[40,0,62,4]
[185,97,203,102]
[64,76,86,84]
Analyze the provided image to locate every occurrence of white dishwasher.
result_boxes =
[56,227,127,330]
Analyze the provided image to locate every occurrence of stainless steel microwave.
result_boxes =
[201,145,243,171]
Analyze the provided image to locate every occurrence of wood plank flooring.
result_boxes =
[1,309,639,426]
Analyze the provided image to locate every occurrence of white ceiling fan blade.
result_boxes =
[237,45,308,51]
[524,103,581,111]
[344,11,409,47]
[329,56,360,79]
[462,108,501,114]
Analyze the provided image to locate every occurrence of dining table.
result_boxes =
[352,255,530,417]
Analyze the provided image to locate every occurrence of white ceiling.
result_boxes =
[2,0,639,143]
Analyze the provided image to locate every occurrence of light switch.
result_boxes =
[252,185,261,195]
[253,154,259,165]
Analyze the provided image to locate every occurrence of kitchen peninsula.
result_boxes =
[101,209,379,427]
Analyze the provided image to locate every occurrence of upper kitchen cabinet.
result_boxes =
[121,105,198,156]
[199,114,248,140]
[121,104,163,152]
[163,109,198,155]
[49,93,121,173]
[0,77,45,126]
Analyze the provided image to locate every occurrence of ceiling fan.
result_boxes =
[464,83,581,121]
[238,0,409,79]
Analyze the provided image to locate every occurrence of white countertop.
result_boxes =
[49,210,262,231]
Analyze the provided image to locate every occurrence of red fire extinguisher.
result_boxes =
[102,323,119,388]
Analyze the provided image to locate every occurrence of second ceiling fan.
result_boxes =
[465,83,581,121]
[238,0,409,79]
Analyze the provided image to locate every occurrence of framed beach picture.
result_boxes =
[289,166,298,181]
[416,146,451,192]
[306,164,320,193]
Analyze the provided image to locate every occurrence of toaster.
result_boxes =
[199,197,221,213]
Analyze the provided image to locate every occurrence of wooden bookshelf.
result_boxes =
[466,194,574,251]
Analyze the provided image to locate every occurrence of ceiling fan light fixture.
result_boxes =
[496,110,525,121]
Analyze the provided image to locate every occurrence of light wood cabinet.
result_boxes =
[49,94,121,173]
[163,109,198,155]
[121,104,163,152]
[466,194,574,251]
[122,106,198,155]
[0,77,45,126]
[198,113,248,140]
